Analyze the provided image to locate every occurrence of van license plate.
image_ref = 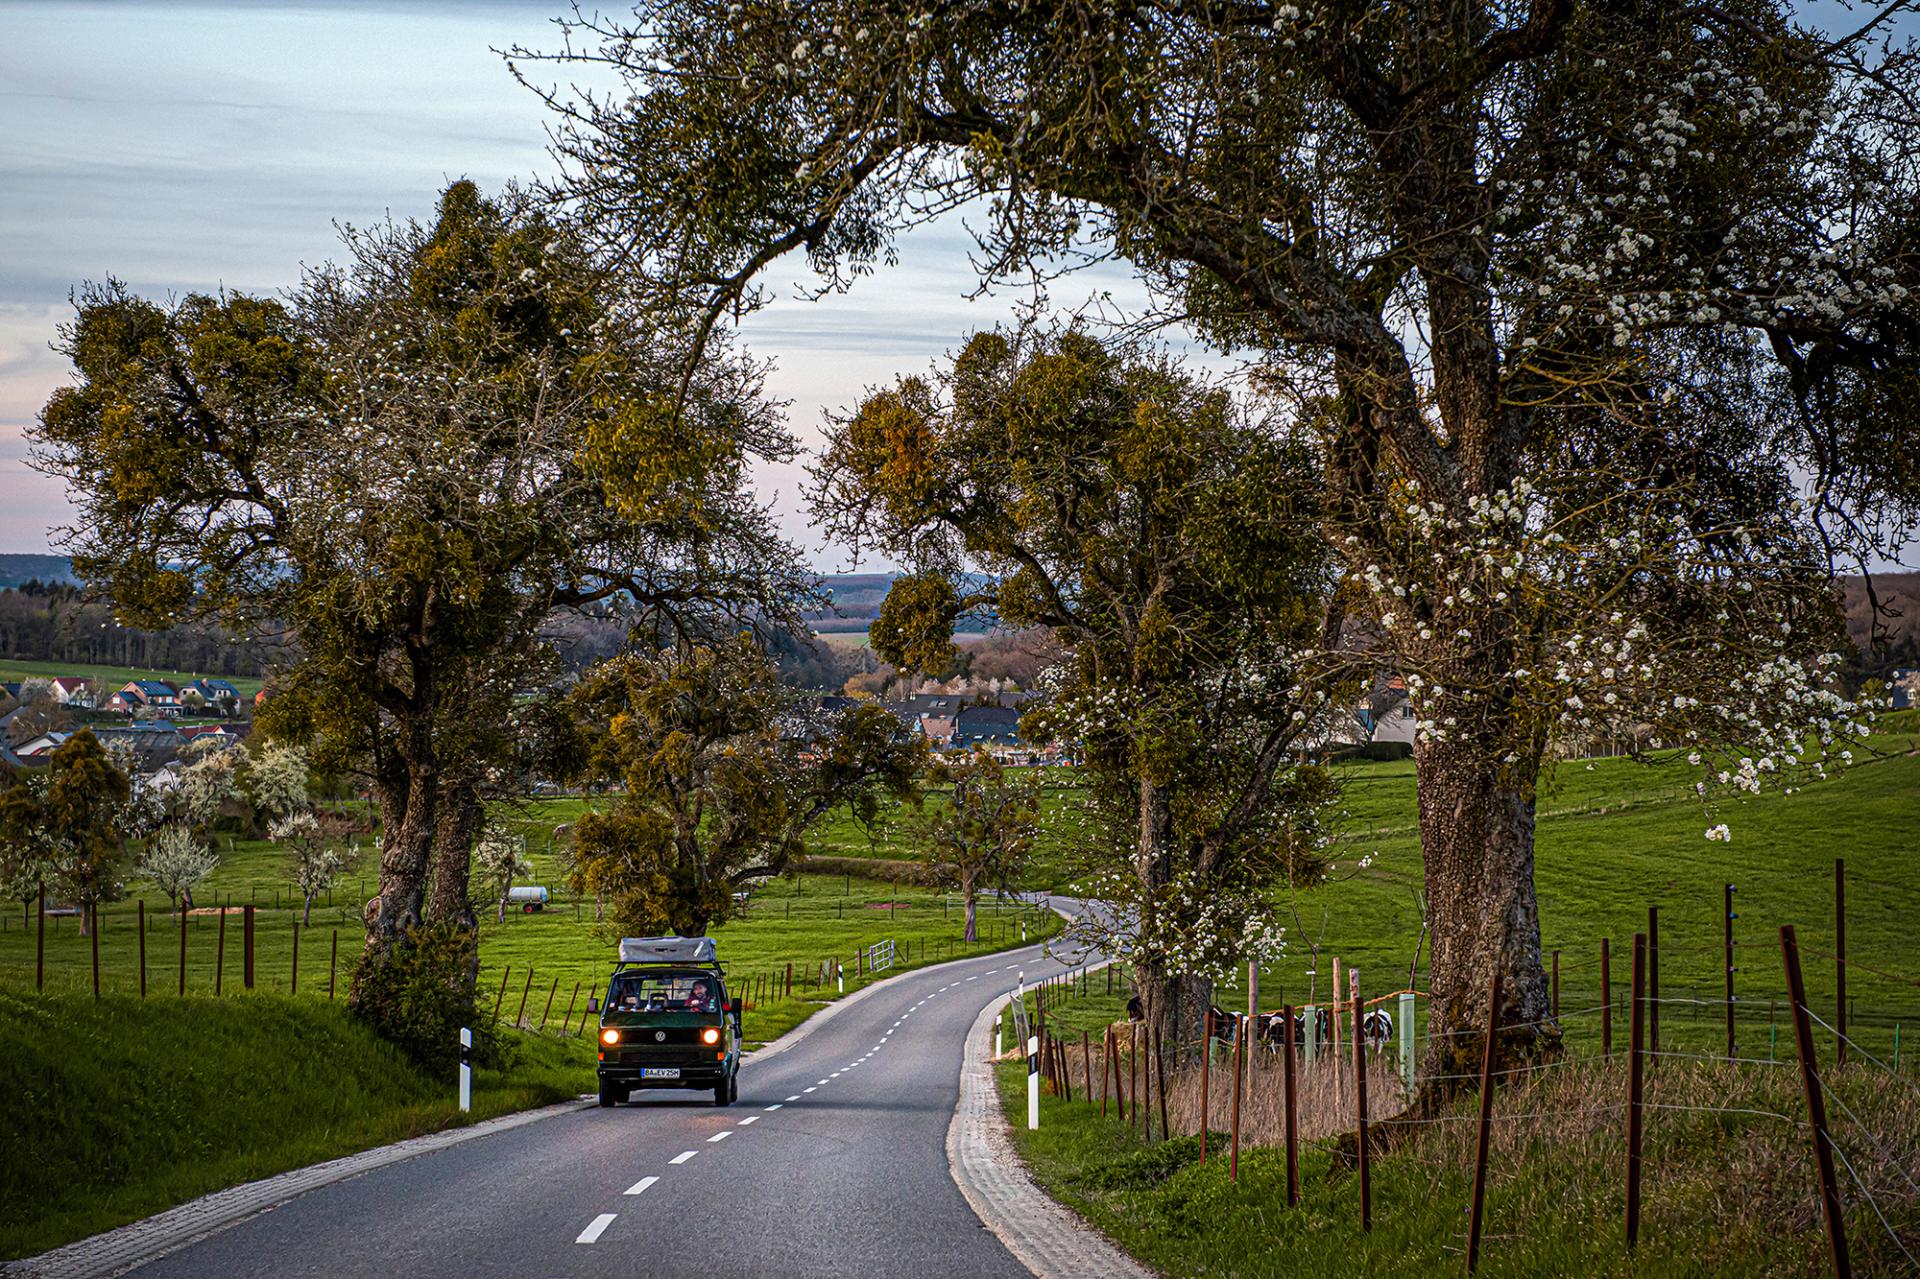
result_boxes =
[640,1068,681,1080]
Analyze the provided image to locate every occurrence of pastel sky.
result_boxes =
[2,3,1908,570]
[0,0,1150,567]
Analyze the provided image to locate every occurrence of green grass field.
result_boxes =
[0,657,264,701]
[0,989,592,1260]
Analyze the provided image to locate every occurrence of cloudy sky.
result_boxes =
[0,0,1152,567]
[3,2,1909,570]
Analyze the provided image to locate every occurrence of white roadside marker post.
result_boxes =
[458,1026,472,1113]
[1027,1033,1041,1130]
[996,1013,1004,1058]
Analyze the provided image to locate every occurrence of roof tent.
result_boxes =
[618,936,718,965]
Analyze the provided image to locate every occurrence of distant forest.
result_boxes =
[2,563,1911,691]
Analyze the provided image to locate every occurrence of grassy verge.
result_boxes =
[994,1050,1920,1277]
[0,989,592,1261]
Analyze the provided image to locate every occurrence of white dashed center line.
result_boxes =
[803,1086,817,1093]
[708,1130,732,1143]
[577,1213,617,1244]
[785,1095,801,1102]
[765,1103,783,1111]
[739,1115,759,1125]
[625,1176,658,1196]
[670,1150,698,1165]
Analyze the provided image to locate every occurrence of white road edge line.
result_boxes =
[670,1150,698,1164]
[624,1176,659,1196]
[576,1213,617,1244]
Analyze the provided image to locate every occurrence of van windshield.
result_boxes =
[608,969,720,1013]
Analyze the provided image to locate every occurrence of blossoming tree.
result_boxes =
[529,1,1917,1077]
[815,330,1338,1045]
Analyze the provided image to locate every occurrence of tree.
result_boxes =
[921,748,1039,943]
[272,810,358,926]
[472,821,532,923]
[139,824,220,914]
[242,743,310,825]
[0,731,132,934]
[171,735,239,834]
[34,180,809,1039]
[7,679,71,748]
[531,2,1917,1074]
[565,636,924,937]
[815,330,1336,1043]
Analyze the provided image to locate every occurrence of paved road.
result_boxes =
[127,916,1097,1279]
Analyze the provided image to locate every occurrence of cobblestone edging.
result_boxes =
[2,1098,592,1279]
[947,977,1157,1279]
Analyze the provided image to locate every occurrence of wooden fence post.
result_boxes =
[215,908,226,996]
[515,968,535,1025]
[1466,967,1503,1272]
[1626,932,1647,1249]
[243,904,254,991]
[91,903,101,999]
[1353,986,1370,1230]
[493,965,510,1021]
[36,887,45,993]
[178,905,188,996]
[329,930,338,1000]
[1782,924,1851,1279]
[290,922,299,995]
[138,900,147,998]
[540,976,560,1030]
[1283,1002,1299,1207]
[563,980,582,1032]
[1083,1030,1093,1103]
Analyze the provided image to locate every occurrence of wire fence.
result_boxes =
[1012,864,1920,1277]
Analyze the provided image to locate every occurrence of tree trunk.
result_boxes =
[425,777,480,930]
[962,881,978,942]
[302,892,314,927]
[1412,733,1554,1097]
[364,748,433,948]
[1134,780,1213,1049]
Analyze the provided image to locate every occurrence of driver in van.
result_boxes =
[685,978,717,1012]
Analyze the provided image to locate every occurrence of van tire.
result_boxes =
[714,1072,734,1106]
[598,1081,625,1108]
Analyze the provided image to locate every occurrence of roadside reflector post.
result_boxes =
[459,1026,472,1113]
[1398,990,1416,1094]
[996,1013,1003,1057]
[1027,1033,1041,1129]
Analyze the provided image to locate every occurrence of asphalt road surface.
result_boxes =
[127,913,1097,1279]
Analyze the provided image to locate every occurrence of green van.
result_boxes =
[587,936,742,1107]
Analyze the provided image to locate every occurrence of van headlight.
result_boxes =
[701,1027,721,1045]
[601,1028,620,1046]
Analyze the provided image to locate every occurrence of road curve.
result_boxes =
[123,913,1096,1279]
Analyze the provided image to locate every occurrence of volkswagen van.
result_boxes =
[587,936,741,1107]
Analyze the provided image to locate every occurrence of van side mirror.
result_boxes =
[725,999,740,1016]
[586,996,600,1014]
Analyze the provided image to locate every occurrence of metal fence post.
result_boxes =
[1283,1002,1299,1207]
[1725,882,1737,1060]
[1398,990,1415,1094]
[1834,860,1847,1065]
[1353,987,1370,1229]
[1466,968,1503,1273]
[1782,925,1851,1279]
[1626,932,1646,1249]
